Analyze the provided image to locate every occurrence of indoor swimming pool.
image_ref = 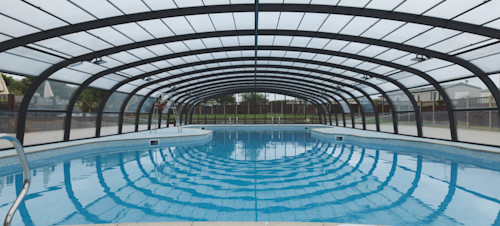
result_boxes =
[1,127,500,225]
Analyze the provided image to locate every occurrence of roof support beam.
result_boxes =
[2,4,500,53]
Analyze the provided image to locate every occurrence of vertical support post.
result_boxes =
[166,108,171,128]
[284,95,287,124]
[304,100,307,124]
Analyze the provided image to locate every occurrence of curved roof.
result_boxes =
[1,0,500,144]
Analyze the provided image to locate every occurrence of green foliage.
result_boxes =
[1,73,33,95]
[240,93,268,104]
[211,94,236,104]
[78,87,107,112]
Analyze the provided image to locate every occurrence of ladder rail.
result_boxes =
[1,134,31,226]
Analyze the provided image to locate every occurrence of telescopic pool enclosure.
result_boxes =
[0,0,500,147]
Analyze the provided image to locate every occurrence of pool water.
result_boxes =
[1,129,500,225]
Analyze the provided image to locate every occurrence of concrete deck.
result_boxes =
[312,127,500,154]
[0,127,210,158]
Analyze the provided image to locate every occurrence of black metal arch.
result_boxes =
[160,80,350,127]
[110,60,398,131]
[12,26,499,143]
[177,84,330,125]
[106,68,363,134]
[180,85,349,127]
[66,46,423,137]
[131,74,351,133]
[169,77,370,127]
[22,28,489,142]
[117,70,380,132]
[183,84,331,124]
[2,4,499,53]
[182,87,333,126]
[183,88,346,128]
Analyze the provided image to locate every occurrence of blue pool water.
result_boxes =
[1,128,500,225]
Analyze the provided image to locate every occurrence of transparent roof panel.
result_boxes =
[0,0,499,104]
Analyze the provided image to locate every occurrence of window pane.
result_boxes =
[104,92,128,112]
[122,113,136,133]
[24,111,64,146]
[397,112,418,136]
[387,91,413,111]
[440,77,495,109]
[29,80,78,111]
[455,110,500,146]
[70,113,97,140]
[100,113,119,136]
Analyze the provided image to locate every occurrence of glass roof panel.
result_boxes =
[405,28,461,48]
[128,47,157,59]
[382,23,433,43]
[424,0,485,20]
[318,15,353,34]
[233,12,254,30]
[298,13,328,31]
[427,33,490,53]
[470,53,500,73]
[107,52,140,64]
[337,0,370,8]
[455,1,500,25]
[361,20,405,39]
[8,47,63,64]
[365,0,404,10]
[174,0,204,8]
[108,0,150,14]
[458,43,500,61]
[210,13,237,31]
[87,27,133,46]
[138,19,175,38]
[0,14,40,37]
[113,23,155,42]
[306,38,329,49]
[341,42,369,54]
[186,14,216,33]
[35,37,92,57]
[0,52,52,76]
[62,32,114,51]
[0,1,68,30]
[28,0,95,24]
[49,68,92,84]
[277,12,304,30]
[142,0,177,10]
[71,0,123,19]
[426,65,473,82]
[259,12,280,30]
[394,0,441,14]
[162,17,195,35]
[117,84,138,93]
[339,17,378,36]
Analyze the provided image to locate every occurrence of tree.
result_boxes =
[240,92,268,104]
[211,94,236,104]
[1,73,33,95]
[78,87,107,112]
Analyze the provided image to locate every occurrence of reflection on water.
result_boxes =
[0,130,500,226]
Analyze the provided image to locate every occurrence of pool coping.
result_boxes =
[311,127,500,154]
[0,127,212,159]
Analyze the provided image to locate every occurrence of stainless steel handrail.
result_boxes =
[1,134,31,226]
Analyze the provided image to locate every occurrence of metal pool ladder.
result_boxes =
[1,134,31,226]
